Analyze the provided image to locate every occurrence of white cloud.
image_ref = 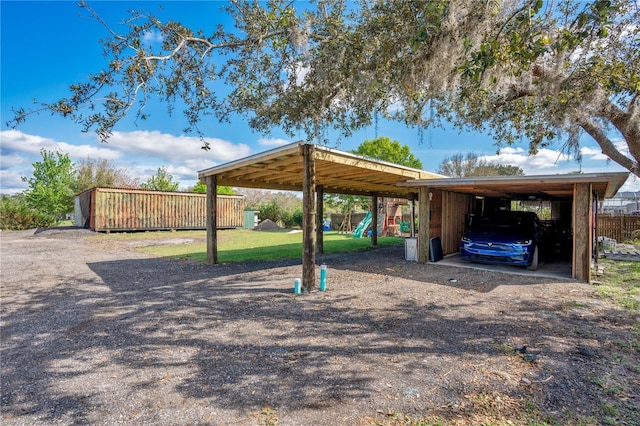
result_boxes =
[579,146,609,161]
[0,130,125,194]
[0,130,253,194]
[619,175,640,193]
[0,153,29,169]
[1,130,121,161]
[580,139,631,162]
[0,169,27,194]
[258,137,291,147]
[142,30,164,44]
[473,145,639,192]
[107,130,251,164]
[2,129,637,195]
[0,130,57,155]
[166,165,203,186]
[480,147,578,174]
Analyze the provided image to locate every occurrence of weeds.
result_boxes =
[257,406,278,426]
[360,392,554,426]
[493,343,514,355]
[560,301,589,310]
[360,412,446,426]
[593,260,640,312]
[600,401,620,425]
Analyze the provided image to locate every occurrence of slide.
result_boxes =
[353,212,372,238]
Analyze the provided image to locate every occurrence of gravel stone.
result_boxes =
[1,228,638,425]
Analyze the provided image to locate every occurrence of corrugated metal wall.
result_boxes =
[77,188,244,232]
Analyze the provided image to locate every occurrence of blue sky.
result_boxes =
[1,0,638,195]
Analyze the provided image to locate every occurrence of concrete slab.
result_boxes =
[433,252,573,280]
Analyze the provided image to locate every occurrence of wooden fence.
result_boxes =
[597,215,640,242]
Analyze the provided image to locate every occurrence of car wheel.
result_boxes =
[526,246,539,271]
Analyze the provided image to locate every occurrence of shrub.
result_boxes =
[0,195,56,230]
[291,207,303,228]
[257,199,303,228]
[257,200,281,224]
[279,210,293,228]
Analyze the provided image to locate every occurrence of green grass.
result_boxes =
[91,229,207,242]
[594,259,640,312]
[590,261,640,426]
[130,229,404,263]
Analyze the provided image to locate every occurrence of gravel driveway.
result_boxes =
[1,228,638,425]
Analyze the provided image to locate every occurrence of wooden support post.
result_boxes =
[206,175,218,265]
[593,192,599,263]
[418,186,431,263]
[371,194,378,246]
[408,192,416,238]
[316,185,324,254]
[302,144,317,291]
[573,183,592,281]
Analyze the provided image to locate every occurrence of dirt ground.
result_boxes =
[1,228,638,425]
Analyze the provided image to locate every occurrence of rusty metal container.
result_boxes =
[75,187,244,232]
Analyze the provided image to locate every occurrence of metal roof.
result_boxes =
[198,141,444,197]
[198,141,629,200]
[399,172,630,200]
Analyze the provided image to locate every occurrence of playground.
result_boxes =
[336,197,414,239]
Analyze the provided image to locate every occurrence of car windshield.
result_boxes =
[469,212,536,233]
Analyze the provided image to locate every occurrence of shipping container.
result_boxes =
[75,187,244,232]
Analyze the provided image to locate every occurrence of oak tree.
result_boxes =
[438,153,525,177]
[8,0,639,177]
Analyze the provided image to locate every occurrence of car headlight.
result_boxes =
[461,236,472,243]
[514,240,532,245]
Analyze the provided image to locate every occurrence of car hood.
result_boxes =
[463,228,533,243]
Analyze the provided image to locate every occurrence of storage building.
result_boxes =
[75,187,244,232]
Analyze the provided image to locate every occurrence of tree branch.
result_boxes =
[593,91,640,168]
[578,116,639,177]
[144,31,289,62]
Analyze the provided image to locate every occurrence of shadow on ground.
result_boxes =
[1,246,638,424]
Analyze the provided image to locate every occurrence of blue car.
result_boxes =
[460,211,543,270]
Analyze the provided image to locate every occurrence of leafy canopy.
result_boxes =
[73,157,140,193]
[326,136,422,215]
[438,153,525,177]
[190,180,236,195]
[351,137,423,169]
[140,166,180,192]
[7,0,639,177]
[22,149,76,220]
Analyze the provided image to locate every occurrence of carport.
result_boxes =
[199,141,628,285]
[198,141,442,289]
[399,172,629,281]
